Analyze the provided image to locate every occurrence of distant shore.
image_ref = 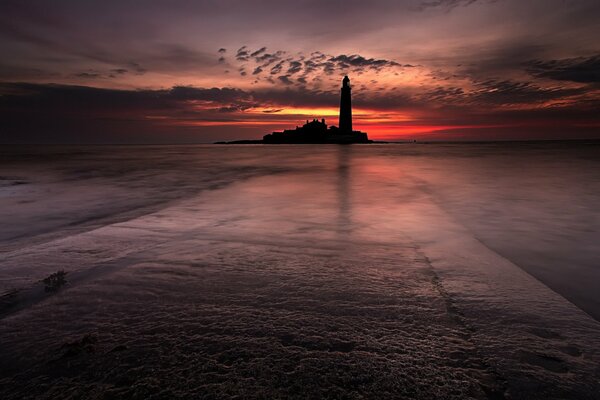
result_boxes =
[214,139,390,144]
[213,138,600,145]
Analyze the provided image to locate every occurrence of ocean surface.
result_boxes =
[1,143,599,398]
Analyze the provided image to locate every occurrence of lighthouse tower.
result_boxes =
[339,75,352,132]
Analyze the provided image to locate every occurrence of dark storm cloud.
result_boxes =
[526,55,600,83]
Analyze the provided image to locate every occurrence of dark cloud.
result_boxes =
[329,54,400,70]
[526,55,600,83]
[127,62,146,74]
[469,79,585,105]
[75,72,102,78]
[167,86,250,103]
[250,47,267,57]
[73,66,143,80]
[255,51,284,66]
[323,62,336,75]
[418,86,465,103]
[1,80,597,143]
[287,61,303,74]
[277,75,293,85]
[270,61,284,75]
[416,0,483,11]
[236,46,249,61]
[252,87,338,108]
[0,0,597,142]
[229,47,404,82]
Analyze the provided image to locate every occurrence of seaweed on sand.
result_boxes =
[42,270,67,292]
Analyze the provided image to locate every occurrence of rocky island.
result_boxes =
[219,76,372,144]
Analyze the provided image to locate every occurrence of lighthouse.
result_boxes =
[262,74,370,143]
[339,75,352,132]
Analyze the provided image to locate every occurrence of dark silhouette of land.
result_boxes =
[217,76,371,144]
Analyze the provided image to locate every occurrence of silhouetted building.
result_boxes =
[263,76,370,144]
[339,75,352,132]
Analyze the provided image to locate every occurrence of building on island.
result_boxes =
[263,76,371,144]
[339,75,352,132]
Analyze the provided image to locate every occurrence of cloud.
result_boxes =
[270,61,284,75]
[255,51,284,66]
[223,46,404,84]
[75,72,102,78]
[329,54,400,70]
[526,55,600,83]
[287,61,303,74]
[416,0,484,11]
[236,46,249,61]
[277,75,293,85]
[1,80,598,143]
[469,79,585,105]
[250,47,267,57]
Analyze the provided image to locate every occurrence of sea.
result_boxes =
[1,142,599,398]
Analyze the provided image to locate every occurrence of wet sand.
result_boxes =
[1,144,599,399]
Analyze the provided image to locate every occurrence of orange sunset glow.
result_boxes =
[2,2,600,399]
[1,0,598,143]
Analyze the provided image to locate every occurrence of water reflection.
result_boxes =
[1,143,599,320]
[336,146,352,239]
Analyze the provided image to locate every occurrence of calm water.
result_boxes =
[2,143,598,319]
[2,142,600,398]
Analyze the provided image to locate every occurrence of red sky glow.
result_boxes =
[1,0,599,143]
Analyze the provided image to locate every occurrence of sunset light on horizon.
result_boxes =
[1,0,599,143]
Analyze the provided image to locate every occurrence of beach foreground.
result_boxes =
[1,144,599,399]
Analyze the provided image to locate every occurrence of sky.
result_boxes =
[0,0,599,143]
